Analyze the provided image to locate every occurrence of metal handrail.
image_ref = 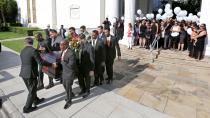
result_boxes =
[149,35,160,63]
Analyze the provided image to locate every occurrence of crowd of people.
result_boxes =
[19,19,122,113]
[129,18,207,60]
[18,17,208,113]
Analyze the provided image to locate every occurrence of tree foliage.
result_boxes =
[0,0,18,27]
[172,0,201,15]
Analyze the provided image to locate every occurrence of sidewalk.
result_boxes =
[0,46,173,118]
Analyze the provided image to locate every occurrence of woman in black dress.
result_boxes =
[193,24,207,60]
[139,20,147,48]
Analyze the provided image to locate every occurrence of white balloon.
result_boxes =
[197,12,201,17]
[161,13,168,20]
[192,15,198,22]
[166,9,173,15]
[121,16,124,20]
[112,18,117,23]
[165,3,171,9]
[146,14,150,19]
[176,17,183,22]
[189,13,193,16]
[156,14,161,20]
[142,17,146,20]
[174,7,181,15]
[137,9,142,15]
[136,17,140,21]
[183,10,188,16]
[150,14,154,19]
[168,12,174,18]
[158,9,163,14]
[165,7,170,13]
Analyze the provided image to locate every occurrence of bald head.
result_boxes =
[60,40,69,51]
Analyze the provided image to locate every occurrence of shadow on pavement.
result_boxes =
[0,51,20,70]
[0,71,15,83]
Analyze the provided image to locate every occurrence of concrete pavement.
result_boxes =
[0,45,173,118]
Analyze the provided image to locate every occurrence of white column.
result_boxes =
[29,0,33,24]
[52,0,57,29]
[200,0,210,56]
[105,0,119,24]
[120,0,136,45]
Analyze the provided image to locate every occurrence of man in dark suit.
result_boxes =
[104,28,117,84]
[78,34,94,98]
[97,26,106,41]
[60,40,76,109]
[91,30,106,86]
[44,24,51,40]
[19,37,56,113]
[103,18,111,29]
[59,25,66,39]
[45,29,64,89]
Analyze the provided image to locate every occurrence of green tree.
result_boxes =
[0,0,17,27]
[172,0,201,15]
[0,0,6,26]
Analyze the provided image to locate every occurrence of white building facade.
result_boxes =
[15,0,161,29]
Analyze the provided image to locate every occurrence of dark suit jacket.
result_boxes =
[105,35,116,62]
[61,48,76,80]
[46,35,63,51]
[59,28,66,39]
[98,33,106,41]
[19,46,52,79]
[79,42,95,74]
[92,39,105,73]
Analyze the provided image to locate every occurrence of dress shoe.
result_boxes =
[78,91,86,96]
[23,106,37,113]
[99,82,103,85]
[106,80,112,84]
[71,92,75,98]
[45,84,54,89]
[34,98,45,105]
[64,102,72,109]
[83,91,90,98]
[37,85,44,90]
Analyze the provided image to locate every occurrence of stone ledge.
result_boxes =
[0,89,24,118]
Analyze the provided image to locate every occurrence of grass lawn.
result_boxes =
[2,39,38,53]
[0,32,26,40]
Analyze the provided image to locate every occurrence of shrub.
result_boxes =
[9,27,42,36]
[10,22,23,27]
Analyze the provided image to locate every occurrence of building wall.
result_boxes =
[200,0,210,56]
[56,0,103,29]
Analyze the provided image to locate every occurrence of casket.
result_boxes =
[41,52,62,79]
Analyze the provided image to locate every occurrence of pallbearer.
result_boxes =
[60,40,77,109]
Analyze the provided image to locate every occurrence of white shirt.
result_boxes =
[61,49,68,61]
[91,39,97,47]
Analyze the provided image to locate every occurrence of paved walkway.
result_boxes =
[0,46,173,118]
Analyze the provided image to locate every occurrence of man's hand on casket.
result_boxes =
[52,63,58,68]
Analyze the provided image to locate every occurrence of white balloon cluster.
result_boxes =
[133,3,201,24]
[146,13,154,20]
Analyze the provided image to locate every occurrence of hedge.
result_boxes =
[9,27,43,36]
